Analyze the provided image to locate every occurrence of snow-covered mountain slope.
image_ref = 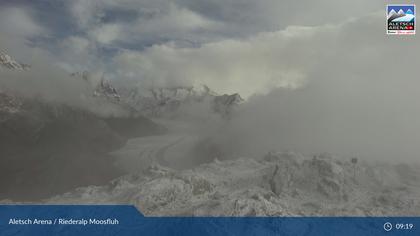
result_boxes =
[0,52,30,70]
[47,152,420,216]
[0,52,27,116]
[70,71,121,103]
[119,85,243,118]
[94,79,121,101]
[69,72,243,118]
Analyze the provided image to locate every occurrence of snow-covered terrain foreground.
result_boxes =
[47,150,420,216]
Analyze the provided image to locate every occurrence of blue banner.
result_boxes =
[0,205,418,235]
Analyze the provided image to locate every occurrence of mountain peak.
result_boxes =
[94,78,121,102]
[389,9,397,16]
[117,84,243,118]
[0,51,30,71]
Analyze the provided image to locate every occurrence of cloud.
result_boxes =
[0,7,123,117]
[175,0,383,35]
[65,0,386,52]
[107,10,420,162]
[0,0,388,71]
[2,1,420,161]
[89,24,121,45]
[0,7,46,37]
[111,21,339,98]
[0,7,47,59]
[207,12,420,161]
[0,51,128,117]
[69,0,221,48]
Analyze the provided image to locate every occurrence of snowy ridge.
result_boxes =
[70,71,121,103]
[119,85,243,118]
[69,72,243,118]
[119,85,215,116]
[0,52,30,71]
[0,51,28,116]
[47,152,420,216]
[93,78,121,102]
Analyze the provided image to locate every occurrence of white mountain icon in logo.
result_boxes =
[389,9,397,16]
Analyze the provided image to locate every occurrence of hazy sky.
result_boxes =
[1,0,420,161]
[0,0,409,96]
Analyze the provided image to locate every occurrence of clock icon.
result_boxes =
[384,222,393,232]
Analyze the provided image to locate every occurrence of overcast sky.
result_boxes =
[1,0,420,161]
[0,0,408,95]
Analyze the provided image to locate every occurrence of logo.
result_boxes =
[387,4,416,35]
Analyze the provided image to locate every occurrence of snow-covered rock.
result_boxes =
[0,51,28,117]
[70,72,121,103]
[119,85,243,118]
[0,52,30,70]
[46,152,420,216]
[93,78,121,102]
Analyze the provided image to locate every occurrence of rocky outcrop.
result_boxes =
[94,78,121,102]
[0,52,30,70]
[46,152,420,216]
[212,93,244,118]
[70,72,121,103]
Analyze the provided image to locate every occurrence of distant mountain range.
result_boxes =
[70,71,244,119]
[119,85,244,118]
